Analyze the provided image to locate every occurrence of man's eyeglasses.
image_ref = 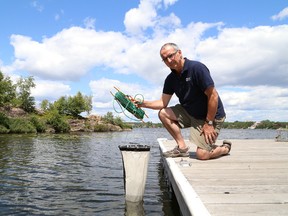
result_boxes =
[162,50,178,62]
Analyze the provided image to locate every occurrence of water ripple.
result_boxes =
[0,129,189,215]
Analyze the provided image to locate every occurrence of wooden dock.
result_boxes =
[157,138,288,216]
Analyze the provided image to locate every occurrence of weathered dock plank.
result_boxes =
[158,139,288,216]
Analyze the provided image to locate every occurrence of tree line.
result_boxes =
[131,120,288,130]
[223,120,288,130]
[0,71,92,116]
[1,71,286,133]
[0,71,129,134]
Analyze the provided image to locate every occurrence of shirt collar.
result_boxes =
[171,57,188,76]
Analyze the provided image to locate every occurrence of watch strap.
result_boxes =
[205,120,213,125]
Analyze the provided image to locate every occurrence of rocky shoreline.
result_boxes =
[67,115,125,132]
[0,107,127,133]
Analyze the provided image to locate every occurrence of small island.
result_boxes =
[0,71,132,134]
[1,71,287,134]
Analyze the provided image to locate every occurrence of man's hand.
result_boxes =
[133,99,142,108]
[201,123,218,144]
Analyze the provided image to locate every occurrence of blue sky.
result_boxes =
[1,0,288,122]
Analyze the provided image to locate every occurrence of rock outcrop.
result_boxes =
[0,107,124,133]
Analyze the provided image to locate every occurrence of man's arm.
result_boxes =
[139,93,172,110]
[202,86,218,144]
[205,86,218,122]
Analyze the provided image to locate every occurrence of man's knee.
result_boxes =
[158,108,168,121]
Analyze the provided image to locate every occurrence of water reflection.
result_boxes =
[1,128,276,215]
[125,201,145,216]
[0,129,179,215]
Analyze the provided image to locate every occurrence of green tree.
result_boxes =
[114,116,124,128]
[0,71,16,107]
[146,121,153,128]
[101,112,131,129]
[103,112,114,124]
[67,92,92,117]
[40,99,50,111]
[257,120,279,129]
[16,76,36,112]
[54,96,68,115]
[0,112,9,128]
[52,92,92,117]
[67,92,83,117]
[46,110,70,133]
[83,94,93,115]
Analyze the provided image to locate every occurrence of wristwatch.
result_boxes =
[205,120,213,126]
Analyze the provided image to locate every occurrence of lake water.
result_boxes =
[0,128,277,216]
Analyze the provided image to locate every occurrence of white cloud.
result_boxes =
[197,25,288,87]
[3,0,288,122]
[271,7,288,21]
[10,28,130,81]
[124,0,181,37]
[163,0,178,8]
[31,80,71,101]
[219,86,288,121]
[124,0,161,35]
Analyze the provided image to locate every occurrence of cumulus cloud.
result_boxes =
[271,7,288,21]
[31,80,71,101]
[163,0,178,8]
[124,0,161,35]
[124,0,181,37]
[197,25,288,87]
[219,86,288,121]
[7,2,222,86]
[3,0,288,121]
[10,28,130,81]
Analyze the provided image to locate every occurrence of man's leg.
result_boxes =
[196,145,230,160]
[190,117,231,160]
[158,107,187,149]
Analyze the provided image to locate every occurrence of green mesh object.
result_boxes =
[114,91,145,120]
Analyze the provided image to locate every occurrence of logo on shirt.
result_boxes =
[186,77,191,82]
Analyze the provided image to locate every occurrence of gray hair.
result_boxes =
[160,43,179,52]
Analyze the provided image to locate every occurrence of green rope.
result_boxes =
[113,91,146,121]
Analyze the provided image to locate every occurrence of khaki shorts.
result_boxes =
[171,104,225,152]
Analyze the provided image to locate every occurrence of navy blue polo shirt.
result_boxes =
[163,58,225,119]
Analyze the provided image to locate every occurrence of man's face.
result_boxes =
[160,46,181,70]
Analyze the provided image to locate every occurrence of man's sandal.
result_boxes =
[163,146,189,158]
[221,140,232,154]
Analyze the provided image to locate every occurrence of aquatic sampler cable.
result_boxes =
[110,87,148,122]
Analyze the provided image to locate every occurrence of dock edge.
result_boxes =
[157,138,211,216]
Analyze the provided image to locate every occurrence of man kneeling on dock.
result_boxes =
[138,43,231,160]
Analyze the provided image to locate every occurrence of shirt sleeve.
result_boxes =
[162,73,175,95]
[194,63,214,91]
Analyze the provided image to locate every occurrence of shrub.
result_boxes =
[102,112,114,124]
[46,112,70,133]
[94,123,110,132]
[29,116,47,133]
[8,118,36,133]
[0,125,9,133]
[0,112,9,128]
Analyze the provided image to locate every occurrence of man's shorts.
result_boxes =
[170,104,225,152]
